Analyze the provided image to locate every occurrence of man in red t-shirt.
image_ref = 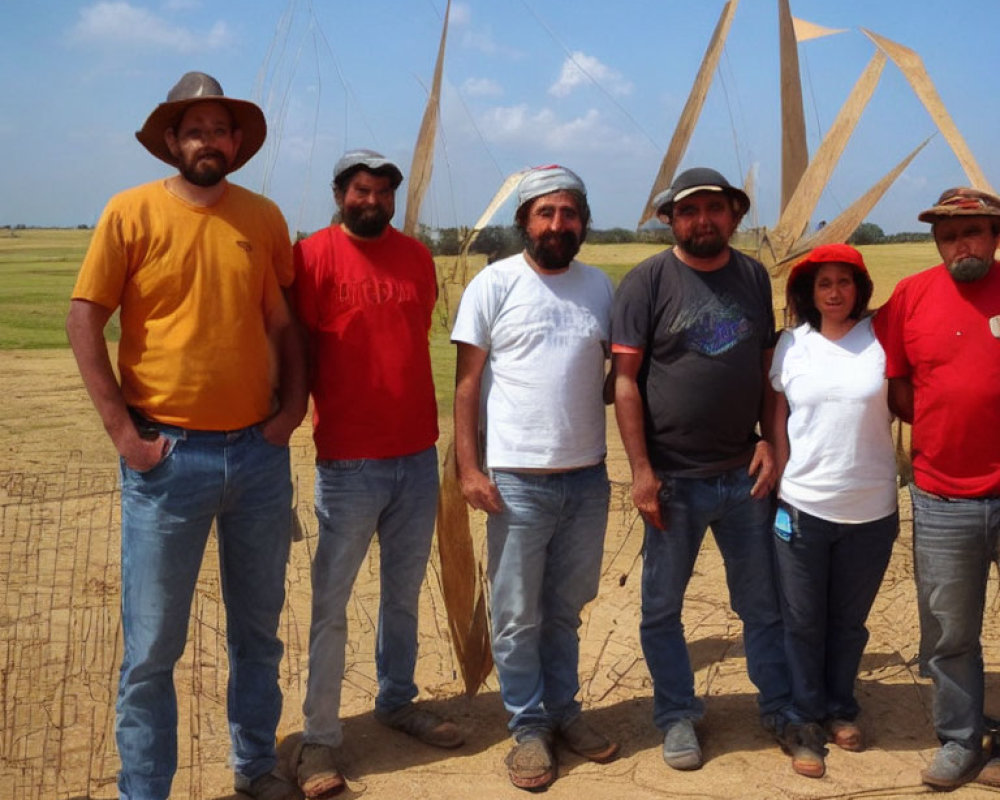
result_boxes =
[874,187,1000,791]
[292,150,462,799]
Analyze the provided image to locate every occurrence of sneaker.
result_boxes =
[921,741,983,790]
[235,770,304,800]
[295,742,345,799]
[825,718,864,752]
[374,703,464,749]
[558,715,620,763]
[662,718,702,770]
[505,728,556,792]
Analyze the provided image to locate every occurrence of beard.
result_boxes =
[523,230,581,271]
[178,149,228,187]
[675,226,728,259]
[948,256,992,282]
[342,204,391,238]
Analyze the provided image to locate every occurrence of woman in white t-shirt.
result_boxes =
[769,243,898,779]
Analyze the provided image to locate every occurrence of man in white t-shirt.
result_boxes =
[452,165,617,792]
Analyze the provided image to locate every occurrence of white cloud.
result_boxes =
[70,2,232,52]
[478,104,638,154]
[549,51,633,98]
[461,77,503,98]
[448,2,471,26]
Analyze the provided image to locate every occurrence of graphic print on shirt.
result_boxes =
[669,289,753,357]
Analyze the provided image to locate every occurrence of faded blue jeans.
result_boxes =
[116,424,292,800]
[303,446,439,747]
[774,503,898,724]
[640,466,793,731]
[487,463,610,732]
[910,484,1000,748]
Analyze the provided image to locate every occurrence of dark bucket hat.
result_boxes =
[135,71,267,173]
[653,167,750,221]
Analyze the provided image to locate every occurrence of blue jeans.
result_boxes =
[116,424,292,800]
[487,463,610,732]
[774,503,898,724]
[640,467,792,730]
[910,484,1000,748]
[303,446,439,747]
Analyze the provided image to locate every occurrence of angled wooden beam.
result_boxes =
[779,0,808,213]
[768,50,886,259]
[637,0,740,228]
[403,0,451,236]
[770,136,932,277]
[862,28,994,193]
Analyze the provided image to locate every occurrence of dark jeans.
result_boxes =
[774,502,898,724]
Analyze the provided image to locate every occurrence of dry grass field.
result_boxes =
[5,232,1000,799]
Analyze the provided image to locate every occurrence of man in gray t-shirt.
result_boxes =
[611,167,791,772]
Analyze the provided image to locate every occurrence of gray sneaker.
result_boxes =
[921,741,983,790]
[662,718,702,770]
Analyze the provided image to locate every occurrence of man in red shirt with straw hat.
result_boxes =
[875,186,1000,791]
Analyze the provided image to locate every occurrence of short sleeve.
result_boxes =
[770,329,794,391]
[872,286,911,379]
[292,239,320,332]
[450,269,494,351]
[611,265,653,350]
[72,200,128,311]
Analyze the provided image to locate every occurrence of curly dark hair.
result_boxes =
[787,261,873,330]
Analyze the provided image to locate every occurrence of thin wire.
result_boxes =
[717,47,745,183]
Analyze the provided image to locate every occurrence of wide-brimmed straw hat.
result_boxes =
[135,71,266,173]
[653,167,750,221]
[918,187,1000,223]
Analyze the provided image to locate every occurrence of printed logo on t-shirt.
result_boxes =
[673,290,753,357]
[333,277,420,307]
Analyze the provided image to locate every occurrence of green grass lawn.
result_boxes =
[0,229,943,413]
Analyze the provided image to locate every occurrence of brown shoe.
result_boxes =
[558,715,619,763]
[295,743,345,799]
[975,757,1000,787]
[505,729,556,792]
[783,723,828,780]
[235,770,304,800]
[826,718,864,752]
[375,703,464,749]
[791,746,826,778]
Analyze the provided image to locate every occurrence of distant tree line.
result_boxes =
[849,221,933,245]
[413,224,675,258]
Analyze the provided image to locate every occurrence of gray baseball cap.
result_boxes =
[333,148,403,189]
[516,165,587,212]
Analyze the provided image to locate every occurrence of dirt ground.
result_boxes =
[4,348,1000,800]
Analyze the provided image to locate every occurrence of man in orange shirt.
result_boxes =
[66,72,306,800]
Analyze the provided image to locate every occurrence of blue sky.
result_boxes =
[2,0,997,235]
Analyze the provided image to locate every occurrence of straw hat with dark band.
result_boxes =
[135,71,266,173]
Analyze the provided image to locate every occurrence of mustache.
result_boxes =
[194,148,226,162]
